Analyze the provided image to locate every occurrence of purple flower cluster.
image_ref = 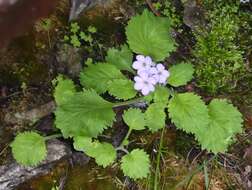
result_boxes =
[133,55,170,95]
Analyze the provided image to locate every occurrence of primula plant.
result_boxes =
[11,10,243,180]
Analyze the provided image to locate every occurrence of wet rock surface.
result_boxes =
[0,139,72,190]
[55,44,82,78]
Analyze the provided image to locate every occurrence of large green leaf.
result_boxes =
[105,45,134,73]
[121,149,150,179]
[108,79,137,100]
[168,93,209,135]
[168,63,194,87]
[55,90,115,138]
[11,132,47,166]
[126,9,175,61]
[80,63,126,94]
[145,103,166,132]
[197,99,243,154]
[53,75,76,105]
[123,108,145,130]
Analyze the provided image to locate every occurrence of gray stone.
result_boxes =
[0,139,72,190]
[183,0,206,31]
[55,44,82,78]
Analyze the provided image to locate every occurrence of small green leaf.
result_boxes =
[90,142,116,167]
[73,137,116,167]
[145,103,166,132]
[70,22,80,33]
[53,75,76,105]
[168,63,194,87]
[105,45,134,72]
[11,132,47,166]
[197,99,243,154]
[80,32,88,41]
[168,93,209,135]
[87,26,97,33]
[121,149,150,179]
[108,79,137,100]
[73,136,93,152]
[80,63,126,94]
[123,108,145,130]
[126,9,175,61]
[153,86,170,105]
[55,90,115,138]
[70,35,81,47]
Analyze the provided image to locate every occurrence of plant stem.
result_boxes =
[125,128,132,142]
[44,134,63,141]
[116,147,129,154]
[113,97,144,108]
[154,126,165,190]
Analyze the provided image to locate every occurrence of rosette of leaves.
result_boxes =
[10,10,243,181]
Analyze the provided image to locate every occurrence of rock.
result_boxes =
[69,0,108,21]
[0,139,72,190]
[183,0,206,31]
[71,152,90,166]
[4,101,55,125]
[55,44,82,78]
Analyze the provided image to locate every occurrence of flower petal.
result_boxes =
[149,67,157,75]
[159,76,168,84]
[134,82,144,90]
[136,55,145,62]
[141,86,150,95]
[149,77,157,85]
[148,84,155,92]
[156,64,165,71]
[145,56,153,66]
[137,70,149,79]
[134,76,143,83]
[132,61,142,70]
[161,70,170,78]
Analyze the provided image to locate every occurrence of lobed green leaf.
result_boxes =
[74,136,116,167]
[80,63,126,94]
[108,79,137,100]
[55,90,115,138]
[168,93,209,135]
[121,149,150,179]
[168,63,194,87]
[105,45,134,73]
[197,99,243,153]
[126,9,175,61]
[11,132,47,166]
[123,108,145,130]
[145,103,166,132]
[53,75,76,105]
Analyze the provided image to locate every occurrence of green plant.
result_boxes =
[35,18,54,48]
[193,1,245,94]
[64,22,98,48]
[153,0,182,28]
[11,10,243,180]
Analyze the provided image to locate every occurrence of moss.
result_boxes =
[193,1,250,94]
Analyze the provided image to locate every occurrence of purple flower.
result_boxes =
[152,64,170,84]
[134,72,156,95]
[132,55,153,71]
[137,68,158,85]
